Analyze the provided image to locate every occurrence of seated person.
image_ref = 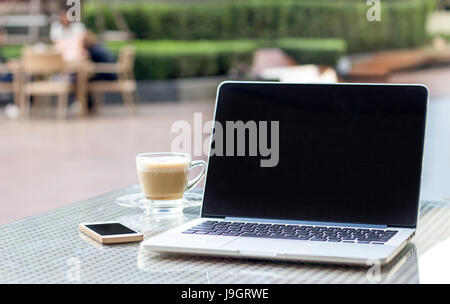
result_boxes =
[83,31,117,81]
[50,9,87,62]
[0,29,12,82]
[83,31,117,113]
[0,29,18,119]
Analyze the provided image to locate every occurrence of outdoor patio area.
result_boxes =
[0,99,213,224]
[1,65,450,225]
[1,0,450,287]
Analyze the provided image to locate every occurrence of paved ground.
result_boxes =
[0,101,214,225]
[1,66,450,225]
[388,65,450,98]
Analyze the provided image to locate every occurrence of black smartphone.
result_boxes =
[79,222,143,244]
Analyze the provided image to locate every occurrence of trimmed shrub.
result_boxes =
[106,38,346,80]
[277,38,347,66]
[83,0,433,53]
[0,45,22,59]
[106,40,257,80]
[2,38,346,80]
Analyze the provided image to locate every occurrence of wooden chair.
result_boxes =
[87,45,138,113]
[20,49,73,119]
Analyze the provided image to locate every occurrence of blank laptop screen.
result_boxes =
[201,83,428,227]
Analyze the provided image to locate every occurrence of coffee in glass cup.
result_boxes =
[136,152,206,217]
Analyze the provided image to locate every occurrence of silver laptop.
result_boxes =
[141,82,429,265]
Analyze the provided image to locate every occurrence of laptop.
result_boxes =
[141,82,428,265]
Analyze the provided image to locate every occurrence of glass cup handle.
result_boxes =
[186,160,207,191]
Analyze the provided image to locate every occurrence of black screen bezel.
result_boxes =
[201,82,428,228]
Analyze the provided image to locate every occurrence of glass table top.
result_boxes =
[0,185,449,284]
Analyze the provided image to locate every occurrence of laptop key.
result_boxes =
[298,235,311,239]
[182,230,196,234]
[192,227,214,231]
[240,233,260,238]
[386,230,398,234]
[269,233,283,237]
[200,221,217,225]
[283,236,303,240]
[242,229,255,233]
[255,234,270,238]
[194,231,209,234]
[367,238,389,242]
[371,229,384,233]
[283,233,297,237]
[297,236,311,240]
[342,237,356,241]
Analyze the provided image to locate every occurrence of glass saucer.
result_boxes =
[183,191,204,207]
[116,191,202,218]
[116,213,194,237]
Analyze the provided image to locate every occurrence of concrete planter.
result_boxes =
[111,76,229,103]
[0,76,229,107]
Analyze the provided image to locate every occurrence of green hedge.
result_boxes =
[106,38,346,80]
[277,39,347,66]
[107,40,256,80]
[84,0,433,53]
[0,45,22,59]
[1,38,345,80]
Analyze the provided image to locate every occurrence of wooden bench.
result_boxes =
[348,48,450,82]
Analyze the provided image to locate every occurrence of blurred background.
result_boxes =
[0,0,449,224]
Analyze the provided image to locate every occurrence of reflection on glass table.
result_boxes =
[137,242,420,284]
[0,186,448,283]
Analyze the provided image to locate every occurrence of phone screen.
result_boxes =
[85,223,137,236]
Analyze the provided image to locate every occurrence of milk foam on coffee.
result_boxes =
[137,156,190,172]
[137,156,190,200]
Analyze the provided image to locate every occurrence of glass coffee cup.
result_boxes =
[136,152,206,217]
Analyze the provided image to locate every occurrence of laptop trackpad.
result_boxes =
[220,238,393,259]
[220,238,302,254]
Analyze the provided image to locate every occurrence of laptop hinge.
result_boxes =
[224,217,388,229]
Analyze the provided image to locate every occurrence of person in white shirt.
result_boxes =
[50,10,87,62]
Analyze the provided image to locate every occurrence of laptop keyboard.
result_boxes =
[182,221,398,244]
